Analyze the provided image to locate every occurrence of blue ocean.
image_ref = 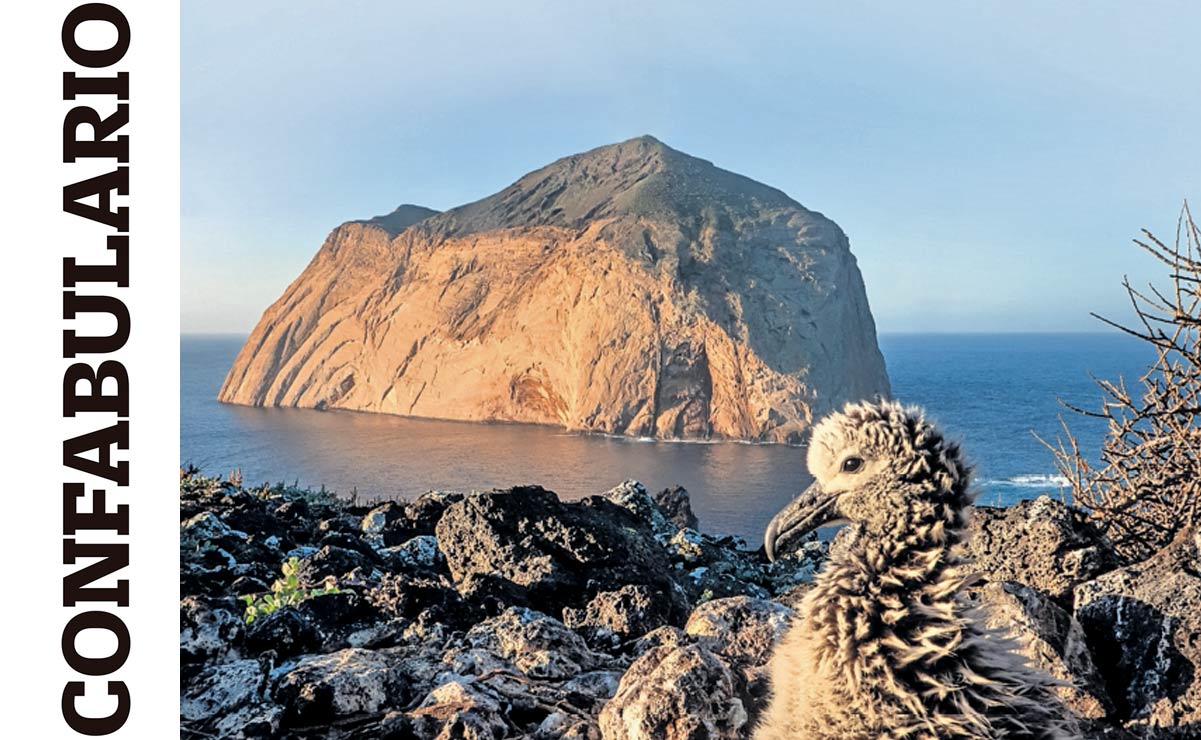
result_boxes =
[181,333,1150,543]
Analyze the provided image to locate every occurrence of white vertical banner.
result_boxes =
[5,1,180,737]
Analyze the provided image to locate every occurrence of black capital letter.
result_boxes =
[64,361,129,416]
[64,235,129,288]
[63,168,129,230]
[64,104,129,163]
[62,611,130,675]
[62,681,130,735]
[62,4,130,68]
[63,292,130,357]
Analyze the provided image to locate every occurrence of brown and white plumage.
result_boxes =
[756,400,1079,740]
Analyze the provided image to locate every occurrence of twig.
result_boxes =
[1048,203,1200,562]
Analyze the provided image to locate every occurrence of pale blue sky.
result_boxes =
[182,1,1199,334]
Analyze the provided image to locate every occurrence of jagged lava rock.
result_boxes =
[966,496,1117,606]
[181,596,245,672]
[367,572,477,630]
[243,607,324,659]
[219,136,889,443]
[434,486,685,616]
[182,659,266,724]
[684,596,794,667]
[599,643,747,740]
[631,625,692,656]
[974,580,1113,721]
[685,596,794,725]
[293,544,377,586]
[655,485,699,530]
[360,500,407,544]
[272,648,410,727]
[604,480,676,541]
[403,679,512,740]
[1073,526,1201,737]
[465,607,608,679]
[361,492,467,547]
[564,585,674,647]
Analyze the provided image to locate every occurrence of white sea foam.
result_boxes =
[982,474,1069,489]
[558,431,787,446]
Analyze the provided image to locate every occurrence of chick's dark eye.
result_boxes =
[841,456,864,473]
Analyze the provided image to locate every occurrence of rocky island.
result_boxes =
[218,136,889,443]
[181,472,1200,739]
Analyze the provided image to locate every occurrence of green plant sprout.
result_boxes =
[240,557,339,624]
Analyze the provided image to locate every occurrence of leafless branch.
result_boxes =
[1043,202,1201,563]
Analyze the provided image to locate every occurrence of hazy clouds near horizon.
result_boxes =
[182,0,1199,335]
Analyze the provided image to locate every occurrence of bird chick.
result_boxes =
[756,400,1078,740]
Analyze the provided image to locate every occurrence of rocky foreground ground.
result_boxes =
[181,474,1201,740]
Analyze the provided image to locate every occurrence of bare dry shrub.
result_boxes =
[1041,203,1201,563]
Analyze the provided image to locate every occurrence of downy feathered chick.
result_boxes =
[756,400,1079,740]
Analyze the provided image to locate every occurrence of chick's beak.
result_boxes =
[764,480,841,562]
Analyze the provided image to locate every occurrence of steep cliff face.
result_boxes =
[219,136,889,443]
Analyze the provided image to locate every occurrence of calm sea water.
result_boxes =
[181,333,1150,543]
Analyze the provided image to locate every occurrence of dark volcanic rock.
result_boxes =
[599,644,747,740]
[180,485,306,600]
[244,592,383,660]
[181,470,1181,739]
[273,648,410,727]
[654,485,699,531]
[465,607,609,680]
[684,596,793,667]
[631,626,692,657]
[359,493,468,546]
[974,580,1113,721]
[603,480,802,603]
[317,515,361,536]
[361,501,425,547]
[244,607,323,659]
[1074,526,1201,737]
[967,496,1117,607]
[229,575,271,597]
[297,592,381,646]
[381,535,443,573]
[773,581,816,610]
[295,545,376,587]
[182,512,279,572]
[367,572,480,632]
[564,585,674,648]
[181,596,245,670]
[406,491,466,535]
[182,659,268,726]
[435,486,685,616]
[221,504,293,546]
[684,596,794,724]
[669,530,788,603]
[317,530,381,561]
[404,679,512,740]
[273,498,310,521]
[604,480,675,540]
[360,501,406,534]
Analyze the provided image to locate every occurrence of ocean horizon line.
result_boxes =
[180,329,1131,340]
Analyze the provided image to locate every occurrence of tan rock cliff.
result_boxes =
[219,136,889,442]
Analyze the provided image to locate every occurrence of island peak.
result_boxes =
[219,139,889,443]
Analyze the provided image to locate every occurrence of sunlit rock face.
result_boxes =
[219,136,890,442]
